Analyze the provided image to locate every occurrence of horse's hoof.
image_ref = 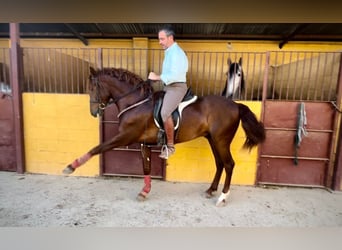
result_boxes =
[215,191,230,207]
[215,199,227,207]
[136,192,148,201]
[205,193,213,199]
[63,165,75,175]
[205,190,216,198]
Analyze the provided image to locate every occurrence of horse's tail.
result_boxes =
[238,103,266,151]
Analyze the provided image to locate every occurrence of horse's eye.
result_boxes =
[238,73,241,77]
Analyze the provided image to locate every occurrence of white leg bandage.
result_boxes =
[216,191,230,206]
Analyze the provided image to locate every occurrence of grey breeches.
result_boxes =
[161,82,188,122]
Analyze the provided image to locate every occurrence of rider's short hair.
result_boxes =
[159,24,176,40]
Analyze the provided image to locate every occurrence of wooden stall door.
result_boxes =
[100,104,165,179]
[257,101,335,187]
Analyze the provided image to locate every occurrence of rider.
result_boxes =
[148,24,189,159]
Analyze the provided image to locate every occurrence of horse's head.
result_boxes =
[223,57,244,98]
[88,67,112,117]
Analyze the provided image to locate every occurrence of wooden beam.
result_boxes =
[331,55,342,190]
[9,23,25,174]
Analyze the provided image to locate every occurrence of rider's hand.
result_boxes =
[148,72,161,81]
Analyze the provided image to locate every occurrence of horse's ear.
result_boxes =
[90,66,97,75]
[238,57,242,66]
[227,58,232,66]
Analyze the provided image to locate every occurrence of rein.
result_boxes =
[91,75,150,116]
[117,97,151,118]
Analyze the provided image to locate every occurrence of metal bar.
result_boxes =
[269,53,276,100]
[278,52,286,100]
[98,48,103,69]
[260,155,329,161]
[40,49,48,92]
[53,48,57,93]
[76,49,80,93]
[265,127,333,133]
[9,23,25,174]
[208,52,214,95]
[299,52,306,100]
[291,52,299,100]
[256,51,270,184]
[195,52,200,94]
[47,49,52,92]
[258,182,326,189]
[285,52,293,100]
[328,52,339,101]
[305,52,314,100]
[37,48,42,92]
[261,52,269,102]
[258,53,264,100]
[243,52,249,100]
[320,53,329,101]
[313,53,321,100]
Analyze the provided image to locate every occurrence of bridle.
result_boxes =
[89,75,150,116]
[89,76,111,112]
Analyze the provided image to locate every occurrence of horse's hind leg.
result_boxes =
[206,136,236,206]
[137,144,152,201]
[205,138,224,198]
[216,151,235,207]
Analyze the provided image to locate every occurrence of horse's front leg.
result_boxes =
[62,152,92,174]
[62,134,130,174]
[137,144,152,201]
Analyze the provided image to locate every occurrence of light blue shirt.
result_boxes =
[160,42,188,85]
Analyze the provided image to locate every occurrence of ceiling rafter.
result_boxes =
[64,23,89,46]
[278,24,310,49]
[0,23,341,47]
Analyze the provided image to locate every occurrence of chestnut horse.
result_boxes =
[63,67,265,206]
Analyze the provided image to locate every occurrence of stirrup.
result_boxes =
[159,144,175,159]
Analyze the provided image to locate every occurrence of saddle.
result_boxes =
[153,87,197,145]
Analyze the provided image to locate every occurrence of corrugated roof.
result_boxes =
[1,23,342,48]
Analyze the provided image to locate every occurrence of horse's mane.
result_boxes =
[100,67,144,85]
[95,67,154,97]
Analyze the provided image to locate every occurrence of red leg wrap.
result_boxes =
[71,153,91,169]
[142,175,151,193]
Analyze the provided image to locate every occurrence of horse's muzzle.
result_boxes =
[90,105,100,117]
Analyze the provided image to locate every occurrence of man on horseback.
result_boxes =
[148,24,189,159]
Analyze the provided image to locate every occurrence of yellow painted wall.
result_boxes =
[167,101,262,185]
[22,92,261,185]
[23,93,100,176]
